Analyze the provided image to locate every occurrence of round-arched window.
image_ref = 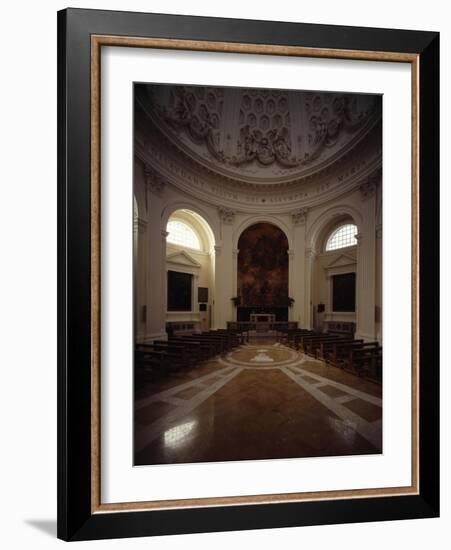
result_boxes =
[325,223,358,251]
[167,219,201,250]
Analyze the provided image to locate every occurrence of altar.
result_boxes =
[250,313,276,331]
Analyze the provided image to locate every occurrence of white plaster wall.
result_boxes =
[134,156,381,339]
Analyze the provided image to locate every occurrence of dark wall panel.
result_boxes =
[167,271,192,311]
[238,223,288,307]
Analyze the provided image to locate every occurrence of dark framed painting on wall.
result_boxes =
[58,8,439,541]
[332,273,356,312]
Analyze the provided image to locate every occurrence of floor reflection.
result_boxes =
[134,344,382,465]
[164,420,198,448]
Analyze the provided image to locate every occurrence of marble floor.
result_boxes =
[134,342,382,465]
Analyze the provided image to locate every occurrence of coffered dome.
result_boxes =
[136,84,381,186]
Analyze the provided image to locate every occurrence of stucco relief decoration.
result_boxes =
[304,93,376,165]
[291,207,309,226]
[232,91,298,167]
[359,171,380,199]
[161,86,225,162]
[150,86,377,172]
[144,163,166,195]
[218,207,235,224]
[233,125,298,167]
[135,85,382,211]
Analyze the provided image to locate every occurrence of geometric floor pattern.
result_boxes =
[134,343,382,465]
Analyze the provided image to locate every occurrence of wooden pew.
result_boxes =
[178,335,218,357]
[345,347,382,380]
[318,339,363,361]
[326,341,379,368]
[164,338,207,362]
[314,338,359,359]
[286,330,317,349]
[299,334,344,355]
[210,329,240,348]
[153,340,199,368]
[134,347,178,381]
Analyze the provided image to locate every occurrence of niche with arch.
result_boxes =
[312,216,358,330]
[165,209,215,330]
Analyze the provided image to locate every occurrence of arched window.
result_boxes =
[325,223,358,251]
[167,219,201,250]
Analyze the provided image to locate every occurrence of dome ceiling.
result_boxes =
[136,84,381,185]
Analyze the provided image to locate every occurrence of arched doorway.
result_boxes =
[237,222,289,322]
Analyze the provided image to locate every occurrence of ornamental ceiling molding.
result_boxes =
[136,141,381,214]
[135,110,381,194]
[136,89,381,186]
[135,131,382,214]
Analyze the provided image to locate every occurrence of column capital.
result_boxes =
[161,230,169,240]
[137,218,147,234]
[218,207,235,224]
[214,244,222,256]
[144,163,166,195]
[305,247,317,260]
[376,225,383,239]
[359,170,380,201]
[291,207,309,226]
[287,249,295,257]
[232,248,240,257]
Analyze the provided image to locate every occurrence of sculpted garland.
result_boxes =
[159,86,377,169]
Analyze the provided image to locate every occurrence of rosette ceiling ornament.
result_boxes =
[138,84,381,185]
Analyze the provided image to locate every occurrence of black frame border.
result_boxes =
[57,8,439,541]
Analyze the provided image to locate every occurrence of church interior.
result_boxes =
[133,83,383,466]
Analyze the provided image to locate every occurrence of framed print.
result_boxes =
[57,8,439,541]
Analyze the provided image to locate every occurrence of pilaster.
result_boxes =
[291,207,309,326]
[145,169,167,341]
[304,247,317,330]
[355,173,378,341]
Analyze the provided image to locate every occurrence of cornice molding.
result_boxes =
[136,142,382,214]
